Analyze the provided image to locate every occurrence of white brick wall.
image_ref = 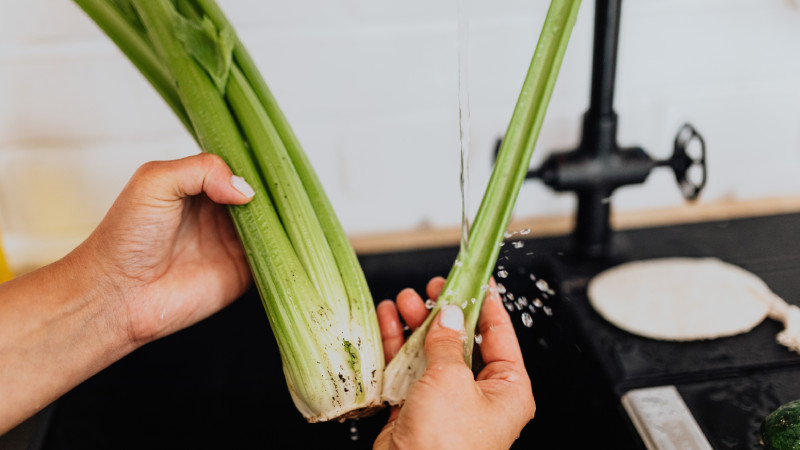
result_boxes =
[0,0,799,269]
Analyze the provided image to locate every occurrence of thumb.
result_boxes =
[130,153,255,206]
[424,305,469,368]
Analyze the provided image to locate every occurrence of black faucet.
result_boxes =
[523,0,707,259]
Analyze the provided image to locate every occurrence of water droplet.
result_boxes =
[543,306,553,316]
[497,283,507,295]
[425,299,435,309]
[497,265,505,270]
[498,241,505,247]
[461,301,468,308]
[504,231,514,239]
[349,420,359,441]
[535,279,550,291]
[403,324,410,331]
[515,301,523,311]
[505,302,514,312]
[521,312,533,327]
[454,259,463,267]
[506,292,515,301]
[528,304,536,312]
[497,269,508,278]
[518,296,528,307]
[480,284,489,293]
[520,228,531,235]
[533,298,544,308]
[512,241,524,249]
[470,297,477,304]
[475,333,483,345]
[446,289,454,298]
[529,273,537,281]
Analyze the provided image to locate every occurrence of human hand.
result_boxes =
[374,277,536,450]
[0,153,256,433]
[73,153,255,345]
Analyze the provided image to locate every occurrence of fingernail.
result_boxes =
[440,305,464,331]
[231,175,255,198]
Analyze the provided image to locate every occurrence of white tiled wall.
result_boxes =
[1,0,799,269]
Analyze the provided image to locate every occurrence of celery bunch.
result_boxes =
[382,0,582,404]
[75,0,383,422]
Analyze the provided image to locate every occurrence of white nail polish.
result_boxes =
[231,175,255,198]
[440,305,464,331]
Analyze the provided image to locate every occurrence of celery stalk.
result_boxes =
[382,0,582,405]
[75,0,383,421]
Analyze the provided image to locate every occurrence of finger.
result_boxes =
[376,300,405,362]
[396,288,428,330]
[426,276,446,300]
[133,153,255,206]
[477,278,525,367]
[424,305,469,369]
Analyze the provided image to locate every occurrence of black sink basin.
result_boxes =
[16,233,630,449]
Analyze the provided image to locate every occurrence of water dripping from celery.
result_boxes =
[457,0,471,254]
[348,419,359,441]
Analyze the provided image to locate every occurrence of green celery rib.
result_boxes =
[225,65,352,340]
[193,0,383,385]
[439,0,582,362]
[461,0,583,336]
[383,0,582,404]
[74,0,196,138]
[129,0,346,417]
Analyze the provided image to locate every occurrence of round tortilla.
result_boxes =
[587,258,771,341]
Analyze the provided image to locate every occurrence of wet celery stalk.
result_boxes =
[74,0,383,422]
[382,0,582,405]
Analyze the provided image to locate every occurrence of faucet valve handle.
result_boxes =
[660,123,707,201]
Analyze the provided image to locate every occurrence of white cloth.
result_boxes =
[588,258,800,354]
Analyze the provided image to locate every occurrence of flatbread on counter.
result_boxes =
[587,258,773,341]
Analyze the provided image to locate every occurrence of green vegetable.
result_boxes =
[762,399,800,450]
[382,0,582,404]
[74,0,383,422]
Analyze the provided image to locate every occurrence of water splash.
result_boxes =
[521,312,534,328]
[457,0,471,254]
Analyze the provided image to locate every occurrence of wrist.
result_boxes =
[0,246,138,433]
[61,240,140,356]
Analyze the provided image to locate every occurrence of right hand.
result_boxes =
[374,277,536,450]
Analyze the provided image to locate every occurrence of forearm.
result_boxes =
[0,248,134,434]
